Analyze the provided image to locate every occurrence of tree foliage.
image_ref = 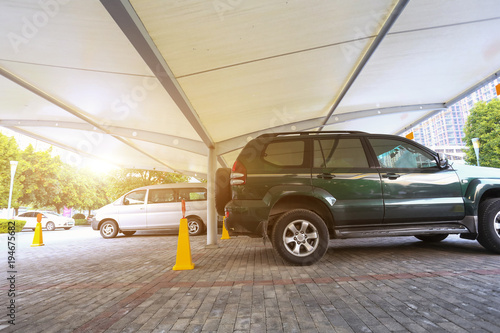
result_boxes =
[463,99,500,168]
[0,133,23,209]
[19,145,63,209]
[1,132,189,214]
[70,167,109,215]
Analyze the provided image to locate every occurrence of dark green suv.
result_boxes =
[217,131,500,265]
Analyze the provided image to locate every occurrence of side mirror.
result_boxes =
[437,153,449,169]
[123,198,129,205]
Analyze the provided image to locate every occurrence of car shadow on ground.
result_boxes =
[115,228,224,238]
[116,231,179,238]
[325,236,489,257]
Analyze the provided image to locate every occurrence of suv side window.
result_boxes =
[148,189,175,204]
[123,190,146,205]
[314,138,368,168]
[263,140,305,166]
[369,138,437,169]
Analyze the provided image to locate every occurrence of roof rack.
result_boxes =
[256,131,368,138]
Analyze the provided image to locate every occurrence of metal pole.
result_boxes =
[8,161,18,219]
[206,147,218,247]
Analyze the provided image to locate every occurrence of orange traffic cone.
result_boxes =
[173,217,195,270]
[221,216,230,240]
[31,214,45,247]
[173,200,194,270]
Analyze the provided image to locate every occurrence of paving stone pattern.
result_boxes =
[1,229,500,332]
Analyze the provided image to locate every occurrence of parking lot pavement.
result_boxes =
[1,227,500,332]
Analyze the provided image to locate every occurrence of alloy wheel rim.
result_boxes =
[188,221,199,234]
[494,211,500,239]
[283,219,319,257]
[103,224,114,236]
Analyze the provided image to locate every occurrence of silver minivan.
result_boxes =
[92,183,207,238]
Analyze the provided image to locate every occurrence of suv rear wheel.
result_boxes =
[477,198,500,253]
[271,209,329,266]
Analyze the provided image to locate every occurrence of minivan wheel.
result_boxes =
[100,221,119,239]
[215,168,232,216]
[477,198,500,253]
[188,217,204,236]
[272,209,329,266]
[415,234,448,242]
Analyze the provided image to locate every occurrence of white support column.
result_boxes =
[206,147,218,247]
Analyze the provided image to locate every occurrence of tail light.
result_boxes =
[230,160,247,185]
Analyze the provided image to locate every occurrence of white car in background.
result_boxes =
[14,211,75,231]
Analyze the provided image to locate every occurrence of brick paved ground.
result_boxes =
[1,227,500,332]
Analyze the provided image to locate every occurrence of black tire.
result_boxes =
[100,220,119,239]
[46,222,56,231]
[215,168,232,216]
[477,198,500,253]
[122,231,136,236]
[415,234,448,242]
[271,209,329,266]
[187,217,204,236]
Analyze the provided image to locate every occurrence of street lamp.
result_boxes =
[7,161,18,219]
[471,138,480,167]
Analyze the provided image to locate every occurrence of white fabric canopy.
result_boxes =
[1,0,499,177]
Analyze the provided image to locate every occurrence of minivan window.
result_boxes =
[148,189,175,204]
[369,138,437,169]
[314,138,368,168]
[178,188,207,201]
[123,190,146,205]
[263,140,305,166]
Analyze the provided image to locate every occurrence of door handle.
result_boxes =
[382,173,401,180]
[317,173,335,180]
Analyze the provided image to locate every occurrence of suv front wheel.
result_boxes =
[477,198,500,253]
[271,209,329,266]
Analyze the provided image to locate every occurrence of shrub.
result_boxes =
[74,219,88,225]
[72,213,85,220]
[0,219,26,233]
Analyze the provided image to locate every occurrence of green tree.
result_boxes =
[90,177,110,214]
[52,163,80,213]
[0,133,23,210]
[463,99,500,168]
[69,167,110,215]
[106,169,188,200]
[18,145,64,210]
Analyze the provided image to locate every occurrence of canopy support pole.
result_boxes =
[206,147,218,247]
